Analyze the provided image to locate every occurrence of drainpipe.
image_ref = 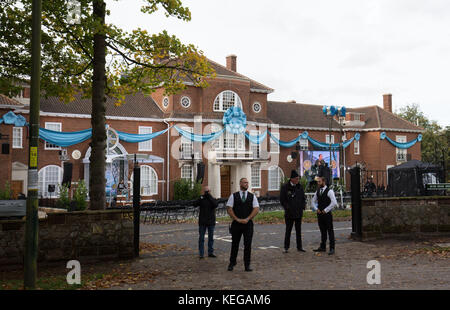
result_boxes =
[163,119,170,201]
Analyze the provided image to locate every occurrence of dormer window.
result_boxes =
[213,90,242,112]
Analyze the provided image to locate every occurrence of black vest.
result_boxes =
[232,191,254,219]
[317,187,331,211]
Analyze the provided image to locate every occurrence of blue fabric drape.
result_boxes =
[117,127,170,143]
[306,132,360,149]
[267,130,305,148]
[39,128,92,147]
[173,125,225,143]
[245,130,268,144]
[0,111,28,126]
[380,132,422,149]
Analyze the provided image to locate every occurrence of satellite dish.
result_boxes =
[287,155,293,163]
[72,150,81,160]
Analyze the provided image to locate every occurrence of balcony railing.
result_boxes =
[214,149,254,161]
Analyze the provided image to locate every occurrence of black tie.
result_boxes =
[242,192,246,202]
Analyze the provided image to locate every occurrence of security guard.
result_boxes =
[226,177,260,272]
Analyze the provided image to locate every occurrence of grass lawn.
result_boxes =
[216,209,352,224]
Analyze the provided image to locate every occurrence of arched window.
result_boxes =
[140,165,158,196]
[38,165,62,198]
[268,166,284,191]
[213,90,242,112]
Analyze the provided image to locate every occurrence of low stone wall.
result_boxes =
[0,209,134,266]
[361,196,450,240]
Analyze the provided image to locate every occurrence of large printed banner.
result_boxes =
[300,151,340,179]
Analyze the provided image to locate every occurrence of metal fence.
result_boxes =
[109,192,350,225]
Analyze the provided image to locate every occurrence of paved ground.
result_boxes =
[105,221,450,290]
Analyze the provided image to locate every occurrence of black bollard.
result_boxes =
[133,160,141,257]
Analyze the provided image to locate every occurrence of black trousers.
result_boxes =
[229,221,253,267]
[284,217,302,250]
[318,212,335,249]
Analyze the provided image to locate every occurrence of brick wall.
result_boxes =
[0,209,134,266]
[360,197,450,240]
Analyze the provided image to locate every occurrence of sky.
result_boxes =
[106,0,450,127]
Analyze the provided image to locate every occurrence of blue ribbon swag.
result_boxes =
[173,125,225,143]
[380,132,422,149]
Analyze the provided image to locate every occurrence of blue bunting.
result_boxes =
[380,132,422,149]
[117,127,170,143]
[39,128,92,147]
[245,130,268,145]
[173,125,225,143]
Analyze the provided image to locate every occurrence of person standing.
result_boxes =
[226,178,260,272]
[312,176,338,255]
[193,186,218,259]
[280,170,306,253]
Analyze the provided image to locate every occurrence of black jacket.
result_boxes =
[280,182,306,219]
[193,192,218,226]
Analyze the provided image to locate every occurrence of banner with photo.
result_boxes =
[300,151,340,180]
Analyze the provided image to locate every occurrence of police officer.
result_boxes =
[193,186,218,259]
[312,176,338,255]
[226,177,260,272]
[280,170,306,253]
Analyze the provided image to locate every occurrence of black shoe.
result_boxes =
[245,266,253,272]
[227,263,235,271]
[328,249,335,255]
[208,254,217,258]
[313,247,326,252]
[297,248,306,252]
[199,256,204,259]
[283,249,289,253]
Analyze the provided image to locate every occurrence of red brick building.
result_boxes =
[0,55,423,201]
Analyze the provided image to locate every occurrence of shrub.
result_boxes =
[56,183,71,209]
[73,180,88,211]
[173,179,202,200]
[0,181,12,200]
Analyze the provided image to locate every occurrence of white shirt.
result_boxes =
[311,185,337,213]
[226,190,260,209]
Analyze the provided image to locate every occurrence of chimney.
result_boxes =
[383,94,392,113]
[226,54,237,72]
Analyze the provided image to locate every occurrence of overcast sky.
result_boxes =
[107,0,450,127]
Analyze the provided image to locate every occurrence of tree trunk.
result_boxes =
[89,0,107,210]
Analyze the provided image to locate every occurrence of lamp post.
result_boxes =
[322,105,346,187]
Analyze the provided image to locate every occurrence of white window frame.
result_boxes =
[181,164,193,182]
[138,126,152,151]
[251,164,261,189]
[210,124,222,150]
[250,130,261,159]
[325,134,335,144]
[12,127,23,149]
[270,132,280,154]
[181,127,193,159]
[268,166,284,191]
[213,90,243,112]
[44,122,62,150]
[300,138,308,150]
[354,140,360,155]
[396,135,407,162]
[140,165,158,196]
[38,165,62,198]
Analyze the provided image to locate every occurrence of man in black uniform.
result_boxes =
[312,176,338,255]
[193,186,218,259]
[226,177,260,272]
[280,170,306,253]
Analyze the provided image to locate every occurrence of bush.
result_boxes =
[0,181,12,200]
[56,183,70,209]
[73,180,88,211]
[173,179,202,200]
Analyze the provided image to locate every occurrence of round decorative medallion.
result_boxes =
[287,155,292,163]
[162,97,169,108]
[72,150,81,160]
[106,126,119,151]
[253,102,262,113]
[180,96,191,108]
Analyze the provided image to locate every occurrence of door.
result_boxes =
[11,181,23,199]
[220,166,231,198]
